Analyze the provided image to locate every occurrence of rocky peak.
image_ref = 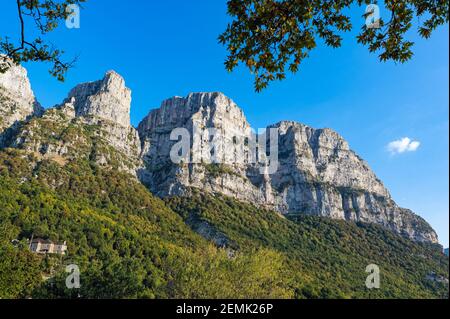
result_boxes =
[0,58,35,105]
[271,121,350,151]
[64,70,131,127]
[6,69,142,176]
[1,65,439,244]
[270,120,388,197]
[138,92,249,135]
[137,92,251,169]
[53,71,142,165]
[137,92,437,243]
[0,57,43,143]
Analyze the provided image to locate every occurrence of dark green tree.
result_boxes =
[219,0,449,91]
[0,0,86,81]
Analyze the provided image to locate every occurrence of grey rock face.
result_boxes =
[0,61,439,244]
[137,92,255,196]
[12,106,142,176]
[5,69,142,176]
[60,71,141,161]
[0,57,43,144]
[65,71,131,127]
[138,92,438,243]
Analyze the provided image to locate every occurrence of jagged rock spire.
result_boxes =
[0,56,43,135]
[137,91,438,244]
[64,70,131,127]
[0,61,439,244]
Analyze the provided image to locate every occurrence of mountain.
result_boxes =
[137,92,437,243]
[7,69,142,176]
[0,63,448,299]
[0,58,43,146]
[1,64,436,244]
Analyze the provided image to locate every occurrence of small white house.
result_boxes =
[30,238,68,255]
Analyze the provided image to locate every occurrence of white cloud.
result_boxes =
[387,137,421,155]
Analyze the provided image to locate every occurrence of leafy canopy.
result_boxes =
[0,0,86,81]
[219,0,449,91]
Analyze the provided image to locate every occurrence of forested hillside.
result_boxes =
[0,65,448,299]
[0,146,447,299]
[0,148,295,298]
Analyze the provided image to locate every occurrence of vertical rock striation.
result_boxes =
[138,92,438,243]
[60,71,141,159]
[8,70,142,175]
[0,61,439,244]
[137,92,255,197]
[64,70,131,127]
[0,57,43,145]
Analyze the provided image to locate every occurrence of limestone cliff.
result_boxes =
[2,70,141,175]
[138,92,438,243]
[58,71,141,160]
[0,63,439,244]
[65,70,131,127]
[0,58,43,145]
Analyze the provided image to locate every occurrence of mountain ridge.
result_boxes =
[136,91,438,244]
[0,63,448,299]
[0,64,440,244]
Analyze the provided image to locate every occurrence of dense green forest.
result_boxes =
[167,191,449,298]
[0,146,448,299]
[0,109,447,299]
[0,148,296,298]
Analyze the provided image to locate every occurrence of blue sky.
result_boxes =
[1,1,448,246]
